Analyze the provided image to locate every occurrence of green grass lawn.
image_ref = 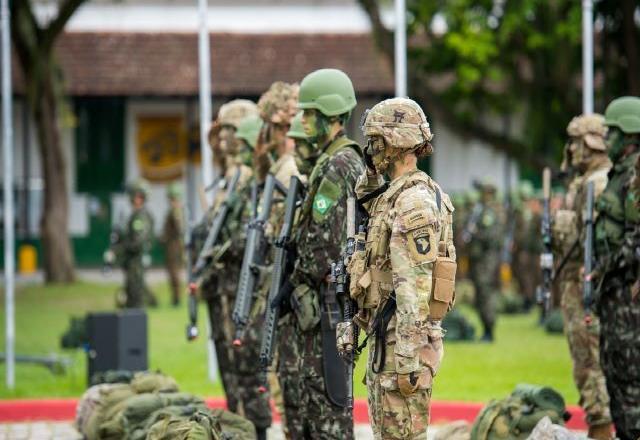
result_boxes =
[0,280,578,406]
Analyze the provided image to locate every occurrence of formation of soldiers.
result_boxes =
[105,68,640,439]
[177,69,455,439]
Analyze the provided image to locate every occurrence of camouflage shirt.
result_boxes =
[291,136,364,289]
[122,207,154,259]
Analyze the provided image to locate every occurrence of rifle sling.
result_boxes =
[357,294,397,374]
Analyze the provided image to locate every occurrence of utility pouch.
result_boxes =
[290,284,321,331]
[429,257,457,320]
[347,248,368,301]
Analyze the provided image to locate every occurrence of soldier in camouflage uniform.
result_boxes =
[593,97,640,440]
[277,68,364,439]
[196,99,260,429]
[108,180,157,309]
[512,182,542,310]
[346,98,456,440]
[551,114,612,439]
[466,181,502,342]
[162,183,184,307]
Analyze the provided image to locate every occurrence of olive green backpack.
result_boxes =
[470,384,570,440]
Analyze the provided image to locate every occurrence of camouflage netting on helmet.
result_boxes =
[362,97,434,153]
[217,99,259,129]
[258,81,299,125]
[566,113,607,151]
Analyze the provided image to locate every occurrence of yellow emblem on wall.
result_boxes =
[137,116,190,182]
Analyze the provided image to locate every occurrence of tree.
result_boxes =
[12,0,88,282]
[358,0,640,172]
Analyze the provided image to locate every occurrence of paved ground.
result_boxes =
[0,422,441,439]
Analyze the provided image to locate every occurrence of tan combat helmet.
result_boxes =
[258,82,299,125]
[362,97,434,153]
[218,99,259,129]
[566,113,607,151]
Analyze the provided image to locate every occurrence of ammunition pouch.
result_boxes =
[429,256,457,320]
[290,283,321,332]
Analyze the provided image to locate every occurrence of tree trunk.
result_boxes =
[34,73,75,283]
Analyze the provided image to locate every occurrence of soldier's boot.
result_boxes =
[256,427,267,440]
[587,422,613,440]
[480,326,494,343]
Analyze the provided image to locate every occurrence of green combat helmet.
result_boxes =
[604,96,640,134]
[166,183,181,200]
[287,111,308,140]
[362,97,434,151]
[235,114,263,149]
[127,179,150,200]
[218,99,259,129]
[298,68,357,117]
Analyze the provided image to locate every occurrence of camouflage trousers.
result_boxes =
[165,261,182,305]
[279,318,353,440]
[233,304,272,431]
[469,255,499,333]
[124,258,157,308]
[597,280,640,440]
[365,326,443,440]
[513,251,540,305]
[203,277,240,413]
[559,277,611,426]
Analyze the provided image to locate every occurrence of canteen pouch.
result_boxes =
[290,283,321,331]
[429,257,456,320]
[347,246,368,301]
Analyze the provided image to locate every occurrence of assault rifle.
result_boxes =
[232,173,285,346]
[334,197,358,410]
[583,181,595,324]
[257,176,304,393]
[536,167,553,318]
[186,168,242,341]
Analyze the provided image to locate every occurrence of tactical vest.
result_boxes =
[349,170,456,332]
[595,152,639,260]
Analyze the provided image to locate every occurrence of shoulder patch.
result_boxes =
[312,177,341,222]
[133,218,145,231]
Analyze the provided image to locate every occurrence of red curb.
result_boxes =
[0,398,587,429]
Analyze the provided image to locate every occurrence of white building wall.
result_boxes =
[431,117,519,194]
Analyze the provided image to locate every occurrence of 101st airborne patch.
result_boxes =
[407,225,438,265]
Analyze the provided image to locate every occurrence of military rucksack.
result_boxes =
[544,309,565,334]
[470,384,570,440]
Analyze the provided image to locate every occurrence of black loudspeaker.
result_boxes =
[87,309,148,382]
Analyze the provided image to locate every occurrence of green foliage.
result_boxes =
[402,0,639,168]
[0,282,577,404]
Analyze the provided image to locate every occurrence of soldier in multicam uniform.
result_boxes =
[277,68,364,439]
[551,114,612,439]
[347,98,455,440]
[162,183,184,307]
[593,97,640,440]
[195,99,262,433]
[466,181,502,342]
[110,179,157,308]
